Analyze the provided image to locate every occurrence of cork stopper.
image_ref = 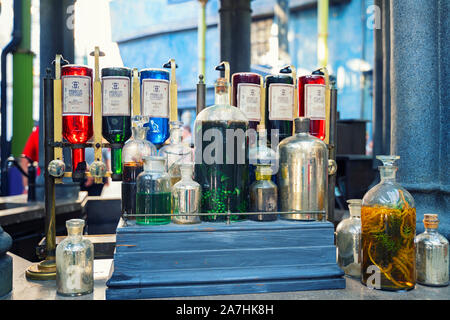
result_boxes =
[215,77,228,94]
[423,214,439,229]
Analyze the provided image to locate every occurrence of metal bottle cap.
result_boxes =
[294,117,310,134]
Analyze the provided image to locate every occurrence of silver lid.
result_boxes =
[294,117,310,134]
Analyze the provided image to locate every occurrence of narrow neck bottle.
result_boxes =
[214,79,230,105]
[379,166,397,183]
[132,126,148,141]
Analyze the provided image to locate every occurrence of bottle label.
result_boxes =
[305,84,326,119]
[142,79,169,118]
[268,84,294,121]
[62,75,91,115]
[102,76,130,116]
[237,83,261,121]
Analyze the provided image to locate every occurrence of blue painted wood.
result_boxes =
[106,219,345,299]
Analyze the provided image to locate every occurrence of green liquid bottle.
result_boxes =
[136,156,172,225]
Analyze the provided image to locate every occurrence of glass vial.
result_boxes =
[249,164,278,221]
[172,163,201,224]
[336,199,362,278]
[415,214,449,287]
[136,156,172,225]
[56,219,94,296]
[158,121,193,186]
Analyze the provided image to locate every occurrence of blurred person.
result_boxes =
[81,146,111,196]
[181,110,193,145]
[20,125,40,194]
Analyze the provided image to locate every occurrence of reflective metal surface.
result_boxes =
[249,180,278,221]
[172,164,201,224]
[278,118,328,221]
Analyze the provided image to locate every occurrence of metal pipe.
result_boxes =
[196,74,206,115]
[318,0,329,67]
[198,0,207,80]
[1,0,23,196]
[328,76,337,224]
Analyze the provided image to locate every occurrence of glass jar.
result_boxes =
[121,120,157,217]
[249,164,278,221]
[158,121,193,186]
[172,163,201,224]
[415,214,449,287]
[248,125,278,184]
[136,156,172,225]
[361,155,416,291]
[56,219,94,296]
[194,77,249,222]
[336,199,362,278]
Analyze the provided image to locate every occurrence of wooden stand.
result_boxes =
[106,218,345,299]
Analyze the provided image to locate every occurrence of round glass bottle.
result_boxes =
[249,163,278,221]
[172,163,201,224]
[56,219,94,296]
[158,121,193,186]
[361,155,416,291]
[248,125,278,184]
[415,214,449,287]
[336,199,362,278]
[121,120,157,217]
[194,77,249,222]
[136,156,172,225]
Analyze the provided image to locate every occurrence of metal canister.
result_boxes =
[277,117,328,221]
[171,163,201,224]
[415,214,449,286]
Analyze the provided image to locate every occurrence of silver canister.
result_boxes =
[249,164,278,221]
[335,199,361,277]
[171,163,201,224]
[277,117,328,221]
[415,214,449,286]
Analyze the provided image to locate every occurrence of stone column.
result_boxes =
[390,0,449,238]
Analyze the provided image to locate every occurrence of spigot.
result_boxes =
[48,159,66,178]
[5,156,37,202]
[328,159,337,176]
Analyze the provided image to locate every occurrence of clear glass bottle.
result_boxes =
[136,156,172,225]
[248,125,278,184]
[336,199,362,278]
[121,118,157,217]
[361,155,416,291]
[172,163,201,224]
[415,214,449,287]
[158,120,193,186]
[194,77,249,222]
[56,219,94,296]
[249,163,278,221]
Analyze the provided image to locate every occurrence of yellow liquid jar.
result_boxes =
[361,155,416,291]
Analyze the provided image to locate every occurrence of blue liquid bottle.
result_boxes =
[140,68,170,147]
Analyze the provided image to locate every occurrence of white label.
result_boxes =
[102,76,130,116]
[62,76,91,115]
[268,84,294,121]
[305,84,326,119]
[142,79,169,118]
[237,83,261,121]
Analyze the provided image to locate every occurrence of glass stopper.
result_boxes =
[347,199,362,218]
[376,155,400,167]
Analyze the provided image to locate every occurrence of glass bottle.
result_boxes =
[231,72,262,131]
[264,74,294,147]
[336,199,362,278]
[278,117,328,221]
[172,163,201,224]
[361,155,416,291]
[56,219,94,296]
[121,120,157,217]
[101,67,132,181]
[140,68,170,147]
[158,121,193,186]
[415,214,449,287]
[298,70,326,141]
[194,77,250,222]
[61,65,93,182]
[248,125,278,184]
[136,156,172,225]
[249,163,278,222]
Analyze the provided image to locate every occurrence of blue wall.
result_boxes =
[110,0,373,132]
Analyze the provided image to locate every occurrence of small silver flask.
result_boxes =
[171,163,201,224]
[415,214,449,287]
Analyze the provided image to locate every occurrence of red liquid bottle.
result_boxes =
[61,65,93,182]
[232,72,262,131]
[298,71,326,140]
